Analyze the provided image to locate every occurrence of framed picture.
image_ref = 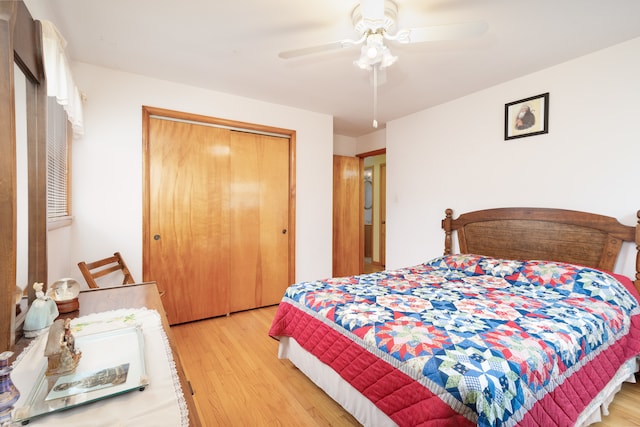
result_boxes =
[504,92,549,140]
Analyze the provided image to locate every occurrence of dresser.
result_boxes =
[13,282,202,426]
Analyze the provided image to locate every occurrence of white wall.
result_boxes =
[334,134,357,156]
[386,37,640,279]
[334,128,386,157]
[357,129,386,154]
[51,63,334,287]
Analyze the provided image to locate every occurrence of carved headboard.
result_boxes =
[442,207,640,290]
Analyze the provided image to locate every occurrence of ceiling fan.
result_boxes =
[278,0,488,128]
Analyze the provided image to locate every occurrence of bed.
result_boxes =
[269,207,640,426]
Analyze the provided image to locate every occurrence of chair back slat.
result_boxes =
[78,252,135,289]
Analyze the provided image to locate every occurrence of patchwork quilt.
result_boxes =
[269,254,640,427]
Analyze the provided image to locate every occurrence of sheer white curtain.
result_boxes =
[40,20,84,137]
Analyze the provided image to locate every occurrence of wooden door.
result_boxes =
[148,118,231,324]
[332,155,363,277]
[229,132,290,312]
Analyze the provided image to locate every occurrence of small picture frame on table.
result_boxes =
[504,92,549,140]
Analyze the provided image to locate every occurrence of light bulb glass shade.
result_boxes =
[354,34,396,70]
[354,59,370,70]
[380,48,397,68]
[366,46,379,59]
[355,44,374,69]
[50,278,81,301]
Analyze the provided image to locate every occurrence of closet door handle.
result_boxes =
[282,229,287,234]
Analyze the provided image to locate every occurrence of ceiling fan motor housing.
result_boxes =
[352,0,398,34]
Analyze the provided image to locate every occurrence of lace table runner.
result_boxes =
[12,308,189,427]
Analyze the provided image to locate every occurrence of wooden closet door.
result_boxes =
[229,132,290,312]
[332,155,364,277]
[148,118,231,324]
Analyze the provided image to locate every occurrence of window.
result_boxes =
[47,96,72,224]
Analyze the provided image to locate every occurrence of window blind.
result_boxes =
[47,96,69,219]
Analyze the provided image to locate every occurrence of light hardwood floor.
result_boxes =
[364,259,384,274]
[171,305,640,427]
[172,305,360,426]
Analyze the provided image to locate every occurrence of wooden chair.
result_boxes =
[77,252,135,289]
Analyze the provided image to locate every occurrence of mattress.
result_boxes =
[278,337,638,426]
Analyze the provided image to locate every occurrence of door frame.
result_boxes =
[141,106,296,289]
[357,148,386,269]
[379,162,386,267]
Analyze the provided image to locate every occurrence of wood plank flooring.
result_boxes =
[364,259,384,274]
[171,305,360,426]
[171,306,640,427]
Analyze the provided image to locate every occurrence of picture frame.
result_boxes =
[504,92,549,140]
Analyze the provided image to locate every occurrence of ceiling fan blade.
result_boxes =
[399,21,488,44]
[278,41,344,59]
[278,37,363,59]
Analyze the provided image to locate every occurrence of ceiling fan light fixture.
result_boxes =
[354,49,373,70]
[354,33,397,70]
[380,48,397,68]
[277,0,489,131]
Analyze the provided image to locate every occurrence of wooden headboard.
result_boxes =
[442,207,640,290]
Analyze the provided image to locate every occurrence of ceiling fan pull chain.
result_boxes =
[372,65,378,128]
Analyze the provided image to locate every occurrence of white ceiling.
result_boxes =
[25,0,640,137]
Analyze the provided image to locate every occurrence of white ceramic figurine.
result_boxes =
[23,282,59,338]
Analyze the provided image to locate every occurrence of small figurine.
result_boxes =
[23,282,59,338]
[44,318,82,376]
